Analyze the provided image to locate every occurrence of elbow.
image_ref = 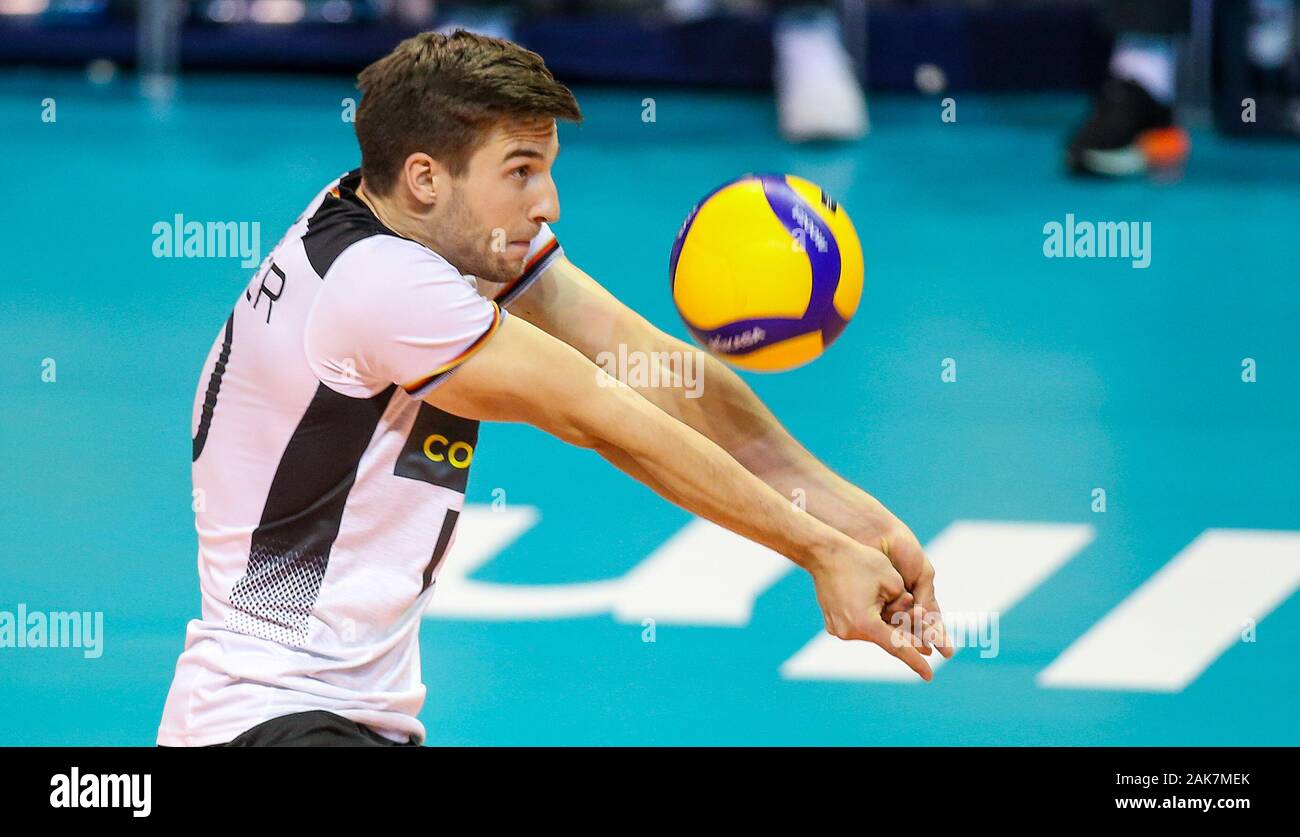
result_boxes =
[550,369,626,451]
[545,404,606,452]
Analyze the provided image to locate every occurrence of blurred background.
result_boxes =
[2,0,1299,745]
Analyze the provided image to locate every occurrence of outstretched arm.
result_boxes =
[510,256,952,657]
[424,311,935,680]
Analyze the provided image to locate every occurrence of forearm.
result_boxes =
[581,379,851,572]
[427,313,854,572]
[631,345,884,538]
[511,259,886,540]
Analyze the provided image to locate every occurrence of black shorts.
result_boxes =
[159,710,420,747]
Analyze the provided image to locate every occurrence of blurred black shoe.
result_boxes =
[1066,78,1189,176]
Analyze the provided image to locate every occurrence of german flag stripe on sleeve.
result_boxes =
[492,236,560,304]
[401,302,503,395]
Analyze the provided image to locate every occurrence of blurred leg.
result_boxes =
[772,1,868,142]
[1111,33,1176,105]
[1065,0,1192,176]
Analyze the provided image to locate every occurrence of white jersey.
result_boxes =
[158,170,562,746]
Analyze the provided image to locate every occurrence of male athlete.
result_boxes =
[158,30,951,747]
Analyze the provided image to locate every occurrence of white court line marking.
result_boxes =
[425,505,621,619]
[1038,529,1300,692]
[612,518,794,626]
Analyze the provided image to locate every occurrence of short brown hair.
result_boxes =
[354,29,582,195]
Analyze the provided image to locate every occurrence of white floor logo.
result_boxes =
[426,508,1300,692]
[50,768,150,817]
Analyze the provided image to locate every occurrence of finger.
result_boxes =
[885,600,931,655]
[878,561,908,602]
[881,591,914,623]
[891,539,926,588]
[897,603,932,655]
[919,598,954,658]
[911,573,955,658]
[873,561,921,645]
[908,603,933,656]
[865,619,932,682]
[881,587,931,652]
[929,609,955,658]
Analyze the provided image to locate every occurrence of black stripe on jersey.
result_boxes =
[192,310,234,462]
[227,382,396,647]
[422,509,460,592]
[302,170,399,278]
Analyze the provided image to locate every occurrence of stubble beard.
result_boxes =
[438,186,521,284]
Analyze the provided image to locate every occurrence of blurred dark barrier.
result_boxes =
[2,1,1110,91]
[861,2,1111,92]
[1213,0,1300,136]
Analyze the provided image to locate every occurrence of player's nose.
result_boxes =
[531,178,559,225]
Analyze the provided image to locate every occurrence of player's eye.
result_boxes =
[510,165,530,180]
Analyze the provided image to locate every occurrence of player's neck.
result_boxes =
[356,180,435,252]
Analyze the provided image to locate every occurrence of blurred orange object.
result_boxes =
[1139,126,1191,168]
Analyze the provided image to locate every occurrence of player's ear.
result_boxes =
[401,152,443,208]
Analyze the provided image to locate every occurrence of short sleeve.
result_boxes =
[482,222,564,307]
[304,235,503,400]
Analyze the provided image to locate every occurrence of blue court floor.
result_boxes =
[2,69,1298,745]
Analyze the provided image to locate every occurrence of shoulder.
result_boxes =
[317,235,476,320]
[331,234,465,283]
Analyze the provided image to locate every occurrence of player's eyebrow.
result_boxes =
[501,147,546,163]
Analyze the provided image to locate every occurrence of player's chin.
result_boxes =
[491,254,527,283]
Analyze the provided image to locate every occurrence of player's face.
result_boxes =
[434,118,560,283]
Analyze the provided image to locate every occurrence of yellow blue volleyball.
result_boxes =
[669,173,864,372]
